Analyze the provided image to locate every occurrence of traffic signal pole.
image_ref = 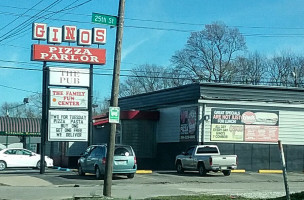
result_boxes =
[103,0,125,197]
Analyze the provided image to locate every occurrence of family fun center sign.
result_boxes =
[31,23,106,142]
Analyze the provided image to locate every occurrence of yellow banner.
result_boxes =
[211,124,244,141]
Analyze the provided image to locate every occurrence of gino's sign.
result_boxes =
[31,23,106,65]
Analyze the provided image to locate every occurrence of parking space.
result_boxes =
[0,168,303,199]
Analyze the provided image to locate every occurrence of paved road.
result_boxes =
[0,169,303,199]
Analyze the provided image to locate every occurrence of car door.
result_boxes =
[182,147,195,169]
[2,149,19,167]
[84,147,100,173]
[17,149,38,167]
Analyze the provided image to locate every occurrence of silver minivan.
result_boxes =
[77,144,137,179]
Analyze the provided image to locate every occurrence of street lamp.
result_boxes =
[6,98,29,117]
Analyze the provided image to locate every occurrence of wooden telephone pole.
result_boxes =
[103,0,125,197]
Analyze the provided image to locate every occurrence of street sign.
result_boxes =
[109,107,120,123]
[92,13,117,26]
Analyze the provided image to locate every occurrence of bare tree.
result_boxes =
[171,21,246,83]
[267,52,294,87]
[233,52,267,85]
[119,64,186,97]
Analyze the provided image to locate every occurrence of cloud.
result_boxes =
[121,38,149,61]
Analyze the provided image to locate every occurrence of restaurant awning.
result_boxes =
[0,117,41,136]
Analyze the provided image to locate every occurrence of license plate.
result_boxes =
[115,160,127,165]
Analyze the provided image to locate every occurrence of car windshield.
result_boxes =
[114,146,133,156]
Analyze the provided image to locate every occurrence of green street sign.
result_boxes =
[92,13,117,26]
[109,107,120,123]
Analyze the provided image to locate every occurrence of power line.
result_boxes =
[1,3,304,31]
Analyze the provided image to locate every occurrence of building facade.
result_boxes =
[116,83,304,171]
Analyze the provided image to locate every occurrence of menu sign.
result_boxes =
[48,110,88,141]
[211,108,279,142]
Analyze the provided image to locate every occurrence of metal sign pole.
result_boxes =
[278,140,290,200]
[40,62,49,174]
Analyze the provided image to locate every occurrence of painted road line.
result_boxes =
[259,170,283,174]
[136,170,153,174]
[231,169,246,173]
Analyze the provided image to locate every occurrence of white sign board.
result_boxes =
[48,110,88,141]
[109,107,120,123]
[49,67,90,87]
[49,88,88,109]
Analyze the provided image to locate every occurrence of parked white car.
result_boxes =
[0,148,53,170]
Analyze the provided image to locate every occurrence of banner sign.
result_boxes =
[31,44,106,65]
[48,110,88,141]
[211,108,279,142]
[49,67,90,87]
[50,88,88,109]
[180,107,197,141]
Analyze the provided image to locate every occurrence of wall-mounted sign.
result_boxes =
[211,108,279,142]
[48,110,88,141]
[180,107,197,141]
[49,67,90,87]
[50,88,88,109]
[32,44,106,65]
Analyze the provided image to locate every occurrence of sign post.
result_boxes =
[103,0,125,197]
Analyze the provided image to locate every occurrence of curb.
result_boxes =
[258,170,283,174]
[231,169,246,173]
[136,170,153,174]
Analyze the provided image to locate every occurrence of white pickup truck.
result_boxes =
[175,145,237,176]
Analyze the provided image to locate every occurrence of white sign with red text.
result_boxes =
[48,110,88,142]
[49,67,90,87]
[32,23,106,45]
[50,88,88,109]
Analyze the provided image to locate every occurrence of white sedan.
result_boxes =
[0,148,53,170]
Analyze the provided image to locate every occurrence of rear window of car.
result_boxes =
[196,147,218,154]
[114,146,133,156]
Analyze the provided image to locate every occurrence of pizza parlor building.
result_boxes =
[93,83,304,171]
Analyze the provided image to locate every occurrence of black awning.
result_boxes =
[0,117,41,136]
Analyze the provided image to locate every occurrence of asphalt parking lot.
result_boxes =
[0,168,303,200]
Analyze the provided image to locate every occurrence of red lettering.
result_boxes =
[65,26,76,41]
[35,24,46,38]
[52,29,59,41]
[81,31,90,43]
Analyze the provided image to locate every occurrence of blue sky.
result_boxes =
[1,0,304,110]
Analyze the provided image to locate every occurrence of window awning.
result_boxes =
[0,117,41,136]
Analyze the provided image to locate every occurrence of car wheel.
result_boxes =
[176,162,184,174]
[198,164,207,176]
[0,161,6,171]
[78,165,85,176]
[127,173,135,179]
[95,166,103,180]
[36,161,47,169]
[223,170,231,176]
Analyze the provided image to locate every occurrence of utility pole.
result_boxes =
[103,0,125,197]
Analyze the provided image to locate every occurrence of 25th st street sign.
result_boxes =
[92,13,117,26]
